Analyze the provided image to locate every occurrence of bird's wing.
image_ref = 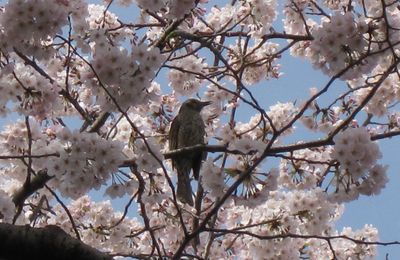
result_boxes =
[169,116,180,169]
[192,120,207,180]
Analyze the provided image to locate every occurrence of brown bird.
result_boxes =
[169,99,211,205]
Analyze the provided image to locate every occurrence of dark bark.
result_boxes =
[0,223,112,260]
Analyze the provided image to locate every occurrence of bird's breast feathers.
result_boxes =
[177,113,206,147]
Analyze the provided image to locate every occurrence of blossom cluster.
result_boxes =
[0,119,53,172]
[47,128,126,199]
[307,225,378,259]
[351,68,400,117]
[308,12,375,80]
[45,195,146,255]
[75,4,165,111]
[220,102,298,152]
[203,83,235,116]
[217,188,378,259]
[192,0,277,36]
[228,40,281,85]
[332,127,380,178]
[283,2,399,80]
[201,158,227,198]
[266,102,298,132]
[168,55,206,96]
[279,147,332,190]
[330,127,388,202]
[0,0,68,58]
[195,5,242,33]
[135,0,196,19]
[90,41,164,110]
[245,0,277,36]
[0,61,62,119]
[362,0,400,47]
[283,0,315,36]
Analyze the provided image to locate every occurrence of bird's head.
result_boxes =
[180,99,212,112]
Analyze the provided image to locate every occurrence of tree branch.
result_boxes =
[0,223,113,260]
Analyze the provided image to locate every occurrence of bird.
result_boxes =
[168,99,211,205]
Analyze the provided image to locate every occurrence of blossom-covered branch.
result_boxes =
[0,0,400,259]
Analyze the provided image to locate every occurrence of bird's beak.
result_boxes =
[200,100,212,107]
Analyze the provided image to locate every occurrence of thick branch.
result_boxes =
[163,144,243,159]
[163,128,400,160]
[0,223,112,260]
[209,228,400,247]
[12,170,53,207]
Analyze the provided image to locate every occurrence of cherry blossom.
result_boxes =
[0,0,399,259]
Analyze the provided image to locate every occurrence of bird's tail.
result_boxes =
[177,169,193,206]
